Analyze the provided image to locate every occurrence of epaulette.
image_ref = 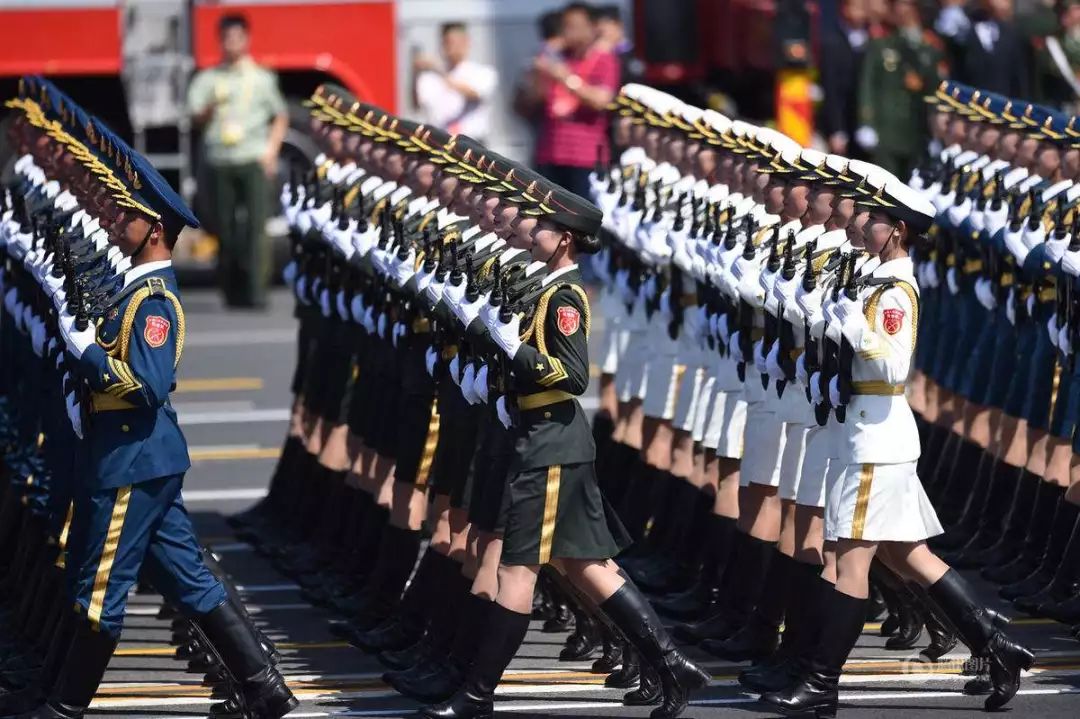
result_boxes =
[145,276,167,297]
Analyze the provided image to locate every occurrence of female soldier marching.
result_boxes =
[421,182,710,719]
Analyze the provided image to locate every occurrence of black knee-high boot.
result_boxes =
[701,550,791,662]
[927,569,1034,711]
[1009,495,1080,611]
[656,514,736,620]
[673,532,774,644]
[15,617,116,719]
[985,481,1061,586]
[738,560,828,693]
[978,469,1040,577]
[761,588,867,719]
[601,583,711,719]
[946,459,1019,563]
[193,599,297,719]
[419,603,531,719]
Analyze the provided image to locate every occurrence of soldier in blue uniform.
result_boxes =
[0,86,298,719]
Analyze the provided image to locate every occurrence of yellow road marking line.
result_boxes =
[175,377,264,393]
[188,447,281,461]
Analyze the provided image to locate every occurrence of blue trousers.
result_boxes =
[64,474,227,638]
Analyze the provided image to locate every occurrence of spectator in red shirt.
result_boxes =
[519,2,620,200]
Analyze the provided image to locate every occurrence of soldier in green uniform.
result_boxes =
[420,182,710,719]
[856,0,946,179]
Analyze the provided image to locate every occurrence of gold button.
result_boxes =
[121,424,130,432]
[544,411,552,419]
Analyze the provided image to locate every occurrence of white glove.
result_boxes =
[377,311,388,338]
[449,355,462,386]
[1049,315,1061,348]
[1064,250,1080,277]
[65,392,83,440]
[296,275,309,304]
[1060,325,1073,355]
[362,306,376,334]
[854,125,879,150]
[753,339,768,374]
[30,317,45,357]
[460,362,480,404]
[984,203,1010,237]
[1047,236,1069,264]
[42,271,64,298]
[729,330,744,363]
[335,290,349,322]
[474,364,490,403]
[496,395,512,429]
[718,314,731,345]
[1006,289,1017,326]
[1027,293,1036,318]
[765,342,783,380]
[415,265,436,295]
[392,321,406,348]
[282,260,298,288]
[925,262,941,289]
[828,375,842,408]
[351,295,365,324]
[946,197,973,227]
[392,249,417,287]
[59,313,95,359]
[426,279,446,305]
[809,371,823,406]
[975,277,997,311]
[456,291,490,327]
[832,295,860,324]
[444,281,468,322]
[1003,227,1029,265]
[946,267,960,295]
[319,288,332,318]
[932,190,956,215]
[485,311,522,359]
[797,284,825,326]
[795,352,809,386]
[425,347,437,377]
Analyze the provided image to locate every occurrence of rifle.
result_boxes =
[1067,211,1080,371]
[760,225,782,389]
[776,234,802,398]
[672,193,687,233]
[1027,189,1043,232]
[816,251,852,426]
[802,240,820,404]
[835,253,859,423]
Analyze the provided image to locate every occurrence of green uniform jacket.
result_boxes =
[858,30,944,163]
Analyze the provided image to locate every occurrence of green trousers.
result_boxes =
[205,161,270,307]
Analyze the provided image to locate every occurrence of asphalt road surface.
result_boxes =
[90,287,1080,718]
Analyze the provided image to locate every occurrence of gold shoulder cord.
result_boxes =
[530,284,591,354]
[863,281,920,352]
[116,285,186,368]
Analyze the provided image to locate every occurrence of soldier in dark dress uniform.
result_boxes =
[420,183,710,719]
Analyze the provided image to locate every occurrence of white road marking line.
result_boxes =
[183,488,268,502]
[208,541,255,552]
[179,408,291,425]
[185,329,297,347]
[234,582,301,592]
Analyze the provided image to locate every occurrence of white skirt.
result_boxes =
[643,356,684,420]
[703,389,746,458]
[600,326,630,376]
[740,403,786,488]
[778,424,809,501]
[615,333,649,403]
[794,425,832,508]
[825,462,944,543]
[672,365,705,432]
[691,371,717,443]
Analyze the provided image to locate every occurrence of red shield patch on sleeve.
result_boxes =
[144,316,171,348]
[882,308,905,335]
[556,306,581,336]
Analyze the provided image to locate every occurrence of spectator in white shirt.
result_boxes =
[413,23,498,144]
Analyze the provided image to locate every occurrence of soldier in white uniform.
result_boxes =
[762,173,1035,717]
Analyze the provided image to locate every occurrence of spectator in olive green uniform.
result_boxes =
[856,0,947,179]
[1029,0,1080,110]
[188,14,288,308]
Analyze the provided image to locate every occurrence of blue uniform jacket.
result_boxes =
[74,266,190,489]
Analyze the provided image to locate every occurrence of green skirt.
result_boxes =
[500,462,630,566]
